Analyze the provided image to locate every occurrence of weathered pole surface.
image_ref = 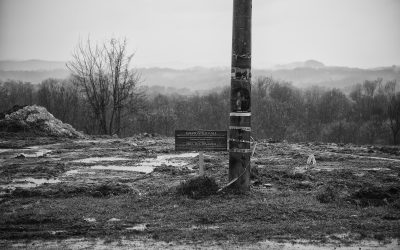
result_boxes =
[229,0,252,190]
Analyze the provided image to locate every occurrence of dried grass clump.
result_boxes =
[176,176,219,199]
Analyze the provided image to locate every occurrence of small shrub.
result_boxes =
[392,198,400,209]
[316,185,338,203]
[176,176,219,199]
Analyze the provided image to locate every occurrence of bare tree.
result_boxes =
[67,38,141,135]
[384,80,400,144]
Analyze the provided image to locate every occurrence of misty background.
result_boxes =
[0,0,400,144]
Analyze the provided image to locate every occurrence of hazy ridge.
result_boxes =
[1,60,399,94]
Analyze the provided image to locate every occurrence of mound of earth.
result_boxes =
[0,105,85,138]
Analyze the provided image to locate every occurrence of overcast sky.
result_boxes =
[0,0,399,68]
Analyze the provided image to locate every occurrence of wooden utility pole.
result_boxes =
[229,0,252,190]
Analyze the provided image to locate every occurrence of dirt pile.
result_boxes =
[0,105,85,138]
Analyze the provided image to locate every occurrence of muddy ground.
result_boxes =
[0,133,399,249]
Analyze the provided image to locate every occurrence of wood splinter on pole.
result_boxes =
[229,0,252,191]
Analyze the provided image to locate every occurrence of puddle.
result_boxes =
[72,157,130,163]
[85,153,199,174]
[0,149,11,154]
[1,177,60,189]
[139,153,198,168]
[313,168,336,172]
[253,186,279,193]
[108,218,121,222]
[190,225,220,230]
[350,155,400,162]
[364,167,391,171]
[293,166,308,173]
[257,238,399,250]
[22,146,52,157]
[63,169,96,176]
[126,224,147,231]
[49,230,67,235]
[91,165,154,174]
[12,148,53,158]
[1,145,60,158]
[64,170,79,175]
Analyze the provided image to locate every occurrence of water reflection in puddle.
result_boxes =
[91,165,154,174]
[72,157,130,163]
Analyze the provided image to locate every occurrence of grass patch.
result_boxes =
[317,185,340,203]
[10,182,133,198]
[350,184,400,207]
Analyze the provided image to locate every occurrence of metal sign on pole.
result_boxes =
[229,0,252,190]
[175,130,227,176]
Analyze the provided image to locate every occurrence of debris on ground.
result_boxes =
[307,154,316,166]
[0,105,85,138]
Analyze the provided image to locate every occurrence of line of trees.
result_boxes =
[251,77,400,144]
[1,76,399,144]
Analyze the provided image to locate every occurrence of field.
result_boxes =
[0,134,399,249]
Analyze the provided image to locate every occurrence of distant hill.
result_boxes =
[139,67,229,92]
[0,69,70,83]
[0,60,67,71]
[1,60,399,93]
[254,66,400,92]
[140,65,400,93]
[0,60,69,83]
[274,59,325,69]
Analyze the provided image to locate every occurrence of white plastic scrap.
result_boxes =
[307,154,317,165]
[83,217,96,223]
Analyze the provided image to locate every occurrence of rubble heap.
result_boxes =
[0,105,85,138]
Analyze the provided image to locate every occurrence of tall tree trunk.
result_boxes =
[100,109,108,135]
[116,107,122,136]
